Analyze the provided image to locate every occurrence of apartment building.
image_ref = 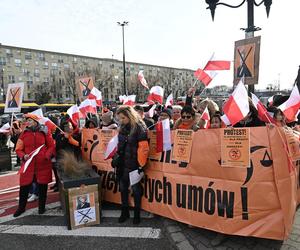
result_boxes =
[0,44,195,104]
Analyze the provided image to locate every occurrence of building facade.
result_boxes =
[0,44,195,104]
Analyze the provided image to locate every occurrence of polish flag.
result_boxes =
[165,93,173,107]
[119,95,126,103]
[147,86,164,104]
[104,134,119,160]
[222,79,249,126]
[194,68,218,87]
[0,123,10,133]
[268,95,274,106]
[123,95,136,106]
[88,87,102,107]
[138,70,149,89]
[67,105,80,126]
[200,106,210,129]
[155,119,172,153]
[251,93,274,124]
[147,104,156,118]
[79,99,97,117]
[204,53,231,71]
[30,109,57,133]
[279,85,300,121]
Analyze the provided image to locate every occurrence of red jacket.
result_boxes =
[16,126,55,186]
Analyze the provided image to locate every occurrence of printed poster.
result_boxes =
[4,82,24,113]
[73,193,96,226]
[76,76,94,100]
[285,128,300,161]
[99,129,117,154]
[172,129,193,163]
[221,128,250,167]
[148,131,162,160]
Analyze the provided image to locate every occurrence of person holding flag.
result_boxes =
[14,113,55,217]
[113,106,149,224]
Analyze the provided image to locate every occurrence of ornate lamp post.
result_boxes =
[205,0,272,94]
[117,21,129,96]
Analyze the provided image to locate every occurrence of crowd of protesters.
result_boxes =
[1,85,299,246]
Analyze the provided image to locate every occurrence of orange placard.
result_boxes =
[99,129,117,155]
[77,76,94,100]
[82,127,298,240]
[221,128,250,167]
[172,129,193,163]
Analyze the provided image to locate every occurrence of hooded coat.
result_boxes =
[16,125,55,186]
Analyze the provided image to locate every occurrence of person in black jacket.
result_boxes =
[114,105,149,224]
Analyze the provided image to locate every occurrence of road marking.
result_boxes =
[0,225,161,239]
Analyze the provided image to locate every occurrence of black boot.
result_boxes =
[38,184,48,214]
[133,207,140,224]
[13,185,30,217]
[118,206,130,223]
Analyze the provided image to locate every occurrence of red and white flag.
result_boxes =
[268,95,274,107]
[0,123,10,133]
[251,93,274,124]
[279,85,300,122]
[194,68,218,87]
[67,105,80,126]
[165,93,173,107]
[88,87,102,107]
[155,119,172,153]
[123,95,136,106]
[204,53,231,71]
[194,53,230,87]
[104,134,119,160]
[200,106,210,129]
[31,109,57,133]
[19,144,45,173]
[79,99,97,117]
[138,70,149,89]
[221,79,249,126]
[147,86,164,104]
[147,104,156,118]
[119,95,126,103]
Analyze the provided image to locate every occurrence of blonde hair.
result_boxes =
[116,105,145,134]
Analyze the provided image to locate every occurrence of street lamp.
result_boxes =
[205,0,272,94]
[0,68,4,102]
[117,21,129,96]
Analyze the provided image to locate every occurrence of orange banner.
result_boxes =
[81,127,299,240]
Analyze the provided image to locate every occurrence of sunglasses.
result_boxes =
[182,115,192,119]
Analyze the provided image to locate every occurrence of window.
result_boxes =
[25,51,32,59]
[73,57,77,63]
[35,61,39,66]
[44,62,49,69]
[0,57,6,65]
[25,60,29,65]
[51,62,58,70]
[8,75,15,83]
[58,56,63,63]
[15,59,22,67]
[38,52,45,61]
[64,64,70,69]
[27,93,31,99]
[6,49,13,57]
[34,69,40,77]
[44,77,49,83]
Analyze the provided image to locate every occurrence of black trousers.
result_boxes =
[18,182,48,211]
[119,169,142,209]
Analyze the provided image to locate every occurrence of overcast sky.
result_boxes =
[0,0,299,90]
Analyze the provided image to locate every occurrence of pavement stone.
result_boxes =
[167,226,182,234]
[176,240,194,250]
[171,232,186,243]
